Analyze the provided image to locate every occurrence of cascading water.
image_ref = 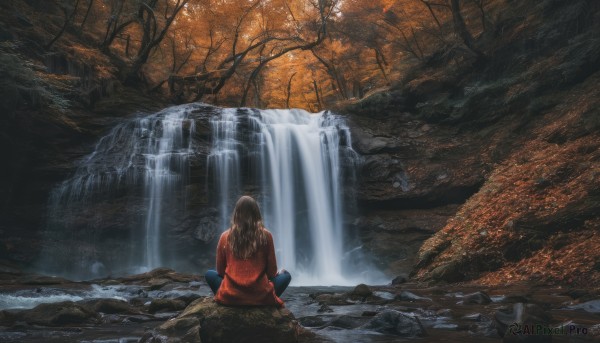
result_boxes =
[207,108,240,230]
[39,103,383,285]
[250,109,352,284]
[209,108,374,285]
[40,105,197,280]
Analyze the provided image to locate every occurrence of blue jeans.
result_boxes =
[205,269,291,297]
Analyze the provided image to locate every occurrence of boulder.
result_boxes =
[361,310,426,337]
[395,290,431,301]
[391,274,408,285]
[149,298,187,313]
[89,298,134,314]
[463,291,492,305]
[12,301,98,326]
[147,297,300,343]
[348,284,372,300]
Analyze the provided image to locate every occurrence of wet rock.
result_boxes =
[141,317,201,343]
[148,298,187,313]
[317,304,333,313]
[362,311,378,316]
[150,297,299,343]
[299,316,326,327]
[326,315,365,329]
[436,308,452,316]
[118,268,200,286]
[391,274,408,285]
[176,293,203,306]
[361,310,425,337]
[568,299,600,313]
[19,274,73,285]
[348,284,372,300]
[89,298,134,314]
[463,291,492,305]
[147,278,171,291]
[13,301,98,326]
[395,290,431,301]
[462,313,482,321]
[314,293,349,306]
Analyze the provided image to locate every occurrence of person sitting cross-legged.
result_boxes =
[205,195,291,307]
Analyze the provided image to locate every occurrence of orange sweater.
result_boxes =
[214,229,284,307]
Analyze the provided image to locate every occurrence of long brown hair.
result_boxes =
[228,196,268,259]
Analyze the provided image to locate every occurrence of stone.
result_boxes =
[299,316,326,327]
[147,278,171,290]
[314,293,349,306]
[89,298,134,314]
[317,304,333,313]
[325,315,365,329]
[462,313,482,321]
[152,297,300,343]
[14,301,98,326]
[568,299,600,313]
[464,291,492,305]
[395,290,431,301]
[149,298,187,313]
[361,310,425,337]
[391,274,408,285]
[349,284,373,299]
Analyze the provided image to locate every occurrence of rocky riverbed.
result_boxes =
[1,269,599,343]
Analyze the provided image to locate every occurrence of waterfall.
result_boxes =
[207,108,240,230]
[40,105,196,280]
[39,103,382,285]
[141,110,196,270]
[209,108,365,285]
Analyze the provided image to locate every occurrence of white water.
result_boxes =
[210,108,377,285]
[40,104,383,285]
[141,110,196,269]
[207,108,240,230]
[41,105,196,279]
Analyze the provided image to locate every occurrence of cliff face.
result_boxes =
[344,0,600,285]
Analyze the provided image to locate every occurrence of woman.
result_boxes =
[205,195,291,307]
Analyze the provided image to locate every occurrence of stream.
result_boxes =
[1,270,598,342]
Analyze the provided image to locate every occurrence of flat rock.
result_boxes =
[146,297,300,343]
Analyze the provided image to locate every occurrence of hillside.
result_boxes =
[342,0,600,286]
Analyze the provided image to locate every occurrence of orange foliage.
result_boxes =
[46,0,495,109]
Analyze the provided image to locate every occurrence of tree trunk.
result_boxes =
[46,0,81,50]
[313,79,322,111]
[285,73,296,108]
[449,0,485,59]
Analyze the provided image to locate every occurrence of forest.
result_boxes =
[4,0,495,110]
[0,0,599,342]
